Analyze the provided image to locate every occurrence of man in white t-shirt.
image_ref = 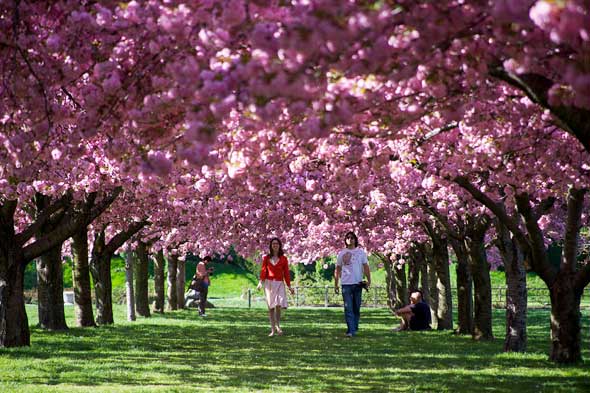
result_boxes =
[334,231,371,337]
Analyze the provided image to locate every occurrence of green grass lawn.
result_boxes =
[1,305,589,392]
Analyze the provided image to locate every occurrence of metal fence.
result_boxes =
[244,286,590,309]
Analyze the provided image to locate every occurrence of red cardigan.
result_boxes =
[260,255,291,287]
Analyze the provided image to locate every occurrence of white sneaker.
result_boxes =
[200,313,207,317]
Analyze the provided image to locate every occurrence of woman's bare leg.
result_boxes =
[275,306,282,334]
[268,308,276,336]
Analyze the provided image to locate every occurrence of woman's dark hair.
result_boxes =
[344,231,358,247]
[203,255,212,262]
[269,237,284,257]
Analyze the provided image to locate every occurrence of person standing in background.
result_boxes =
[334,231,371,338]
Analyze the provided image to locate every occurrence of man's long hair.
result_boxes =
[344,231,359,247]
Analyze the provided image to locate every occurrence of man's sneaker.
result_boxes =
[199,313,207,317]
[344,332,353,338]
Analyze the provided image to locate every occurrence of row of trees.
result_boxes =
[1,0,589,365]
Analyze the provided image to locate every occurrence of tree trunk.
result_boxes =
[466,237,493,341]
[497,223,527,352]
[407,246,422,294]
[167,254,178,310]
[427,261,439,327]
[71,229,96,327]
[0,257,30,347]
[135,242,151,317]
[382,255,397,313]
[90,231,114,325]
[0,192,120,347]
[153,250,165,313]
[125,247,136,322]
[176,258,186,310]
[549,271,582,363]
[393,261,407,308]
[419,250,430,305]
[89,222,147,325]
[432,233,453,330]
[36,245,68,330]
[450,239,473,335]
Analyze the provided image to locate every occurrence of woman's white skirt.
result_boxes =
[264,280,288,309]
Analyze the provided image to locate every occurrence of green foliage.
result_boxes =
[24,263,37,290]
[2,305,589,392]
[62,257,73,288]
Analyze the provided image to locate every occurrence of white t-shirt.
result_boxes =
[336,247,368,285]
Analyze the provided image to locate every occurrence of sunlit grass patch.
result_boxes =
[0,306,589,392]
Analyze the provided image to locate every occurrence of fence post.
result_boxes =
[295,286,299,307]
[248,288,251,309]
[325,285,329,307]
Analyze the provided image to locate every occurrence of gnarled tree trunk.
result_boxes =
[36,245,67,330]
[35,194,67,331]
[167,254,178,310]
[466,236,493,341]
[125,247,136,322]
[135,241,151,317]
[394,260,407,308]
[153,250,165,313]
[407,246,422,294]
[549,271,582,363]
[90,231,114,325]
[0,254,30,347]
[450,239,473,335]
[431,229,453,330]
[90,220,148,325]
[496,222,527,352]
[71,229,96,327]
[382,254,397,313]
[176,257,186,310]
[0,190,121,347]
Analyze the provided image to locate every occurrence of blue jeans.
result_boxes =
[342,284,362,335]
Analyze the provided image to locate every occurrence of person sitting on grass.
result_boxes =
[393,290,431,331]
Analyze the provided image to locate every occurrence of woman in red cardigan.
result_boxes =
[256,237,294,336]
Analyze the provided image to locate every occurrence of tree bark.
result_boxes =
[90,230,114,325]
[427,259,439,327]
[450,239,473,335]
[517,188,586,362]
[466,235,493,341]
[153,250,165,313]
[36,245,68,330]
[34,194,67,331]
[71,229,96,327]
[496,222,527,352]
[419,245,430,305]
[89,221,148,325]
[407,246,422,294]
[0,190,120,347]
[431,228,453,330]
[393,260,407,308]
[125,246,136,322]
[135,241,151,317]
[382,254,397,313]
[167,254,178,310]
[0,258,30,347]
[176,257,186,310]
[549,272,582,363]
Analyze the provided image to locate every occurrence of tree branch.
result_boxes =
[16,193,74,246]
[453,175,529,248]
[489,66,590,152]
[562,188,586,275]
[105,220,150,256]
[514,193,557,285]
